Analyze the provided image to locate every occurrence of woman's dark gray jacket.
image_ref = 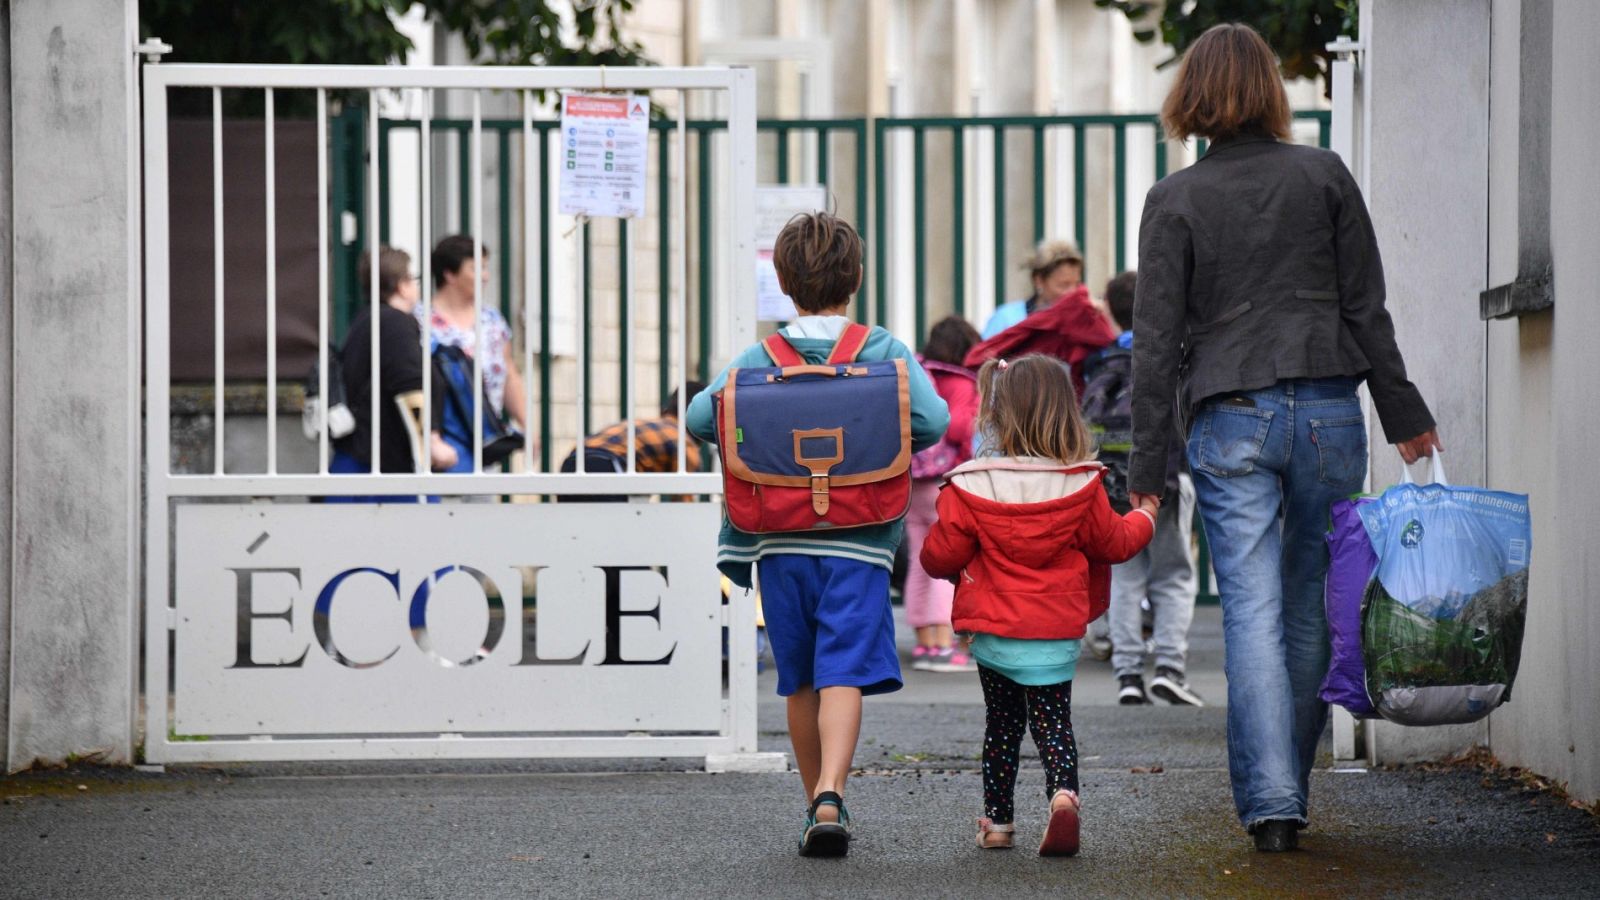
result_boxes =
[1128,134,1435,496]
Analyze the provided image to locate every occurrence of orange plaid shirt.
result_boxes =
[583,416,702,473]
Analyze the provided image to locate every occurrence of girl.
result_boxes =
[905,316,982,673]
[920,355,1157,856]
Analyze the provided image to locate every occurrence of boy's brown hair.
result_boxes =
[772,212,863,313]
[1161,23,1292,143]
[1104,271,1138,332]
[975,355,1094,464]
[921,315,981,366]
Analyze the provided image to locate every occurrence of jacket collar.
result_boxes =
[1201,132,1279,159]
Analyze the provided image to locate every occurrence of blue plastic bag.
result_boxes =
[1357,454,1531,726]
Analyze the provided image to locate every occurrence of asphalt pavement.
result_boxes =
[4,607,1598,899]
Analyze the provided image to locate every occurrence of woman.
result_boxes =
[1127,24,1442,852]
[330,246,458,494]
[981,240,1088,339]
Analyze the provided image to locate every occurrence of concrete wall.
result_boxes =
[0,0,13,761]
[5,0,139,769]
[1361,0,1492,762]
[1483,0,1600,804]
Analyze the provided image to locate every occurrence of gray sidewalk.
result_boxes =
[4,608,1598,899]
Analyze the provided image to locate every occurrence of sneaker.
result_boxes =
[1118,674,1149,705]
[910,645,935,671]
[1251,819,1299,852]
[929,649,978,673]
[1149,666,1205,707]
[1085,634,1112,661]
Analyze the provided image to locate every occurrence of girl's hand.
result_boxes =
[1395,428,1443,465]
[1131,491,1162,515]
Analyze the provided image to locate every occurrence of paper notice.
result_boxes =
[558,92,650,219]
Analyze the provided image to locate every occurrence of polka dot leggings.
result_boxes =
[979,664,1079,825]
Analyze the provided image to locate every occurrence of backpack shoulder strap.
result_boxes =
[762,332,804,366]
[826,323,872,364]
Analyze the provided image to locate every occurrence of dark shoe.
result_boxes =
[798,791,851,858]
[1149,666,1206,707]
[1251,819,1299,852]
[1118,674,1149,705]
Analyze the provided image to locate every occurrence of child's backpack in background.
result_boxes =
[1080,344,1134,513]
[714,323,913,533]
[909,359,975,480]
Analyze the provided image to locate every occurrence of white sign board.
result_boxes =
[755,185,829,321]
[172,504,722,736]
[558,92,650,218]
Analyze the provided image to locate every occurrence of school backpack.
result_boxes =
[909,359,975,480]
[432,342,524,471]
[714,323,913,533]
[1080,344,1134,513]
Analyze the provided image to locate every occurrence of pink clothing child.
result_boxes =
[904,316,983,673]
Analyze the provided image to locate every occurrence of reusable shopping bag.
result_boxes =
[1320,495,1380,718]
[1357,454,1531,726]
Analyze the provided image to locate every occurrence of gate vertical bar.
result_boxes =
[538,124,553,471]
[266,87,279,474]
[993,126,1006,311]
[368,91,380,472]
[622,219,635,471]
[316,89,329,474]
[141,68,173,760]
[1155,128,1168,181]
[522,92,537,470]
[1114,123,1127,275]
[471,93,485,472]
[872,118,887,328]
[695,129,711,383]
[676,101,689,471]
[952,125,965,319]
[1031,124,1045,244]
[912,126,927,341]
[658,124,671,407]
[212,88,226,474]
[498,128,512,322]
[378,121,391,243]
[581,221,592,440]
[853,120,867,322]
[421,90,433,472]
[1073,125,1087,259]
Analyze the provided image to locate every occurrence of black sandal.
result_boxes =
[798,791,851,858]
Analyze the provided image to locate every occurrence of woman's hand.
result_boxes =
[1395,428,1444,465]
[429,432,459,471]
[1130,492,1162,515]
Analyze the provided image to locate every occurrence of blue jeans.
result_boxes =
[1186,377,1366,831]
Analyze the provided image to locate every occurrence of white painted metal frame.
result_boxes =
[141,64,760,763]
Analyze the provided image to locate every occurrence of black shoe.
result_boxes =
[1149,666,1205,707]
[1118,674,1149,705]
[1251,819,1299,852]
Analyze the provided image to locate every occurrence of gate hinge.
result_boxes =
[137,37,174,64]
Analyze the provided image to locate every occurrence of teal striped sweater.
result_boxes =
[685,323,951,588]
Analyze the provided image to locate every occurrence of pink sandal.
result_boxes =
[1038,790,1080,857]
[975,817,1014,849]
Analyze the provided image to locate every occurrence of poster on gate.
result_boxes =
[755,185,829,321]
[558,92,650,218]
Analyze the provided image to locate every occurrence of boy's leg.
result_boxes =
[1109,549,1152,677]
[978,665,1028,823]
[787,687,822,801]
[1148,475,1199,674]
[811,686,864,820]
[1024,679,1081,798]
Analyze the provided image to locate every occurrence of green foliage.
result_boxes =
[141,0,648,116]
[1094,0,1357,93]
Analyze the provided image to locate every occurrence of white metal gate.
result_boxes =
[141,63,766,765]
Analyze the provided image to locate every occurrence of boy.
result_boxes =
[687,212,949,857]
[1086,271,1203,707]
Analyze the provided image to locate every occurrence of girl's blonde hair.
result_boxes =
[976,355,1095,464]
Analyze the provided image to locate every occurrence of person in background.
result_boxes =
[905,316,981,673]
[982,240,1089,339]
[330,247,457,495]
[1130,24,1440,852]
[422,235,529,431]
[1084,272,1202,707]
[556,382,706,502]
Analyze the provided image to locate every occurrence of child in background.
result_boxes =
[920,355,1156,856]
[687,212,949,858]
[1088,272,1203,707]
[906,316,982,672]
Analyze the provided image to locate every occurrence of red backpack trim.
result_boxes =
[762,322,871,367]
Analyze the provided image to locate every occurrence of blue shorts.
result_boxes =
[757,554,902,697]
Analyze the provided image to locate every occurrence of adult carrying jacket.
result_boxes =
[1128,135,1434,495]
[919,457,1154,640]
[964,284,1118,396]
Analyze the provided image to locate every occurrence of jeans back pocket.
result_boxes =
[1191,405,1274,478]
[1310,414,1368,487]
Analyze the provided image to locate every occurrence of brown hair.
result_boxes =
[1104,271,1138,331]
[1161,23,1292,143]
[921,315,981,366]
[772,212,863,313]
[431,234,490,289]
[975,355,1094,464]
[358,246,413,304]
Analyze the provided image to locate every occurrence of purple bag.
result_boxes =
[1321,496,1379,718]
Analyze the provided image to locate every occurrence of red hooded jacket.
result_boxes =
[919,457,1155,640]
[962,284,1118,395]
